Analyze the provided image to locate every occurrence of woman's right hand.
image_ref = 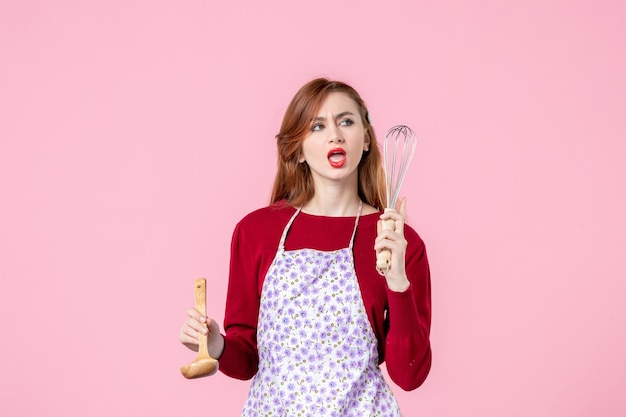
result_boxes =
[178,308,225,359]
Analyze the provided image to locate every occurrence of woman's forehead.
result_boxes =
[315,92,361,116]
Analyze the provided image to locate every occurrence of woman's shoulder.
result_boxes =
[236,201,297,230]
[403,221,427,257]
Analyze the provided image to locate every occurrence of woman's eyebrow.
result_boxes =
[312,111,355,121]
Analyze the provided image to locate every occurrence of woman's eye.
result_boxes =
[339,118,354,126]
[312,123,324,131]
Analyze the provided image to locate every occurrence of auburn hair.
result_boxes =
[270,78,387,210]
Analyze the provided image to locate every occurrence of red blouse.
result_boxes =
[218,203,432,391]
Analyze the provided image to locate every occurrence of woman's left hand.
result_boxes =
[375,198,411,292]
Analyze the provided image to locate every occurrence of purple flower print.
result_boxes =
[244,239,400,416]
[316,304,325,315]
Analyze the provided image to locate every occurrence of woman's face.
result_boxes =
[298,92,370,187]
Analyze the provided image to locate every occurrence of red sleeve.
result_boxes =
[218,221,260,380]
[384,227,432,391]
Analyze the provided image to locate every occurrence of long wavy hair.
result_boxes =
[270,78,386,210]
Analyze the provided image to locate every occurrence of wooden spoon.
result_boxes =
[180,278,218,378]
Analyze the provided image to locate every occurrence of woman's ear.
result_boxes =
[298,152,306,163]
[364,133,371,152]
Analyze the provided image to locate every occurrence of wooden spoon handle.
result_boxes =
[194,278,207,316]
[194,278,209,357]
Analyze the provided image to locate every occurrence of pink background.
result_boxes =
[1,1,625,416]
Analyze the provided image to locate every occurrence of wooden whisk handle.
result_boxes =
[376,208,396,276]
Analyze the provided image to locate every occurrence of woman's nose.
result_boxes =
[328,126,344,143]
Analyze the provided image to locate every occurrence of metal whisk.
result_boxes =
[376,125,417,276]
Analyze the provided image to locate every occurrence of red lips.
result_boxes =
[327,148,347,168]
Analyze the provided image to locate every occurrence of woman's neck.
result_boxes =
[301,188,362,217]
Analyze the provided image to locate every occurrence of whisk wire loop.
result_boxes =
[384,125,416,209]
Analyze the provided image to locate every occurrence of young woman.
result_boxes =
[179,78,432,416]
